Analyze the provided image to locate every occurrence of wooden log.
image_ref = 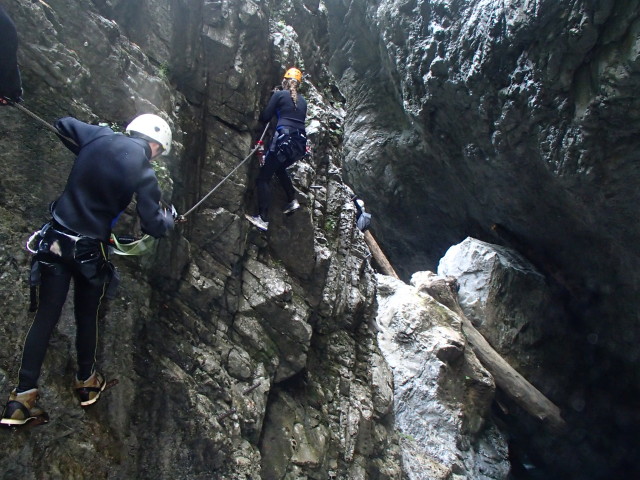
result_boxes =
[357,229,565,431]
[363,230,400,279]
[419,274,567,432]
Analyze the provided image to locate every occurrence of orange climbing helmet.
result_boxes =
[283,67,303,83]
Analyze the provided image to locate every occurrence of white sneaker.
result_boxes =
[283,199,300,214]
[245,214,269,231]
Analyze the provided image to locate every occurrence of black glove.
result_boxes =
[0,95,19,106]
[166,204,186,223]
[0,86,23,105]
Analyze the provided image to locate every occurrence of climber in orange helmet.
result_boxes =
[246,67,308,231]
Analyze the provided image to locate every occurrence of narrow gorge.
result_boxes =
[1,1,638,479]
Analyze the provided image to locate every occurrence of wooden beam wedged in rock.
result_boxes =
[357,228,564,430]
[419,275,567,433]
[363,230,400,279]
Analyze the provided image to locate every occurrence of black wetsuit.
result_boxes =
[256,89,307,220]
[259,89,307,130]
[52,117,172,241]
[17,118,173,391]
[0,5,23,102]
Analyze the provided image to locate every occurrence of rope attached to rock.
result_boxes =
[178,123,270,220]
[11,101,78,146]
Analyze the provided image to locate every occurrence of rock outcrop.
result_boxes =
[376,273,510,480]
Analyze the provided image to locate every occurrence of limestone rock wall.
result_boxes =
[325,0,640,367]
[323,1,640,478]
[0,1,401,478]
[376,273,510,480]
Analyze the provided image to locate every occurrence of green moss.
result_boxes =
[98,121,124,133]
[150,160,173,195]
[158,62,170,80]
[324,217,337,233]
[398,431,416,442]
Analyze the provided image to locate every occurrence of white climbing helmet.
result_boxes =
[126,114,172,155]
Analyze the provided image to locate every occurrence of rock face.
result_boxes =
[437,237,635,478]
[1,0,639,478]
[0,1,401,478]
[326,0,640,373]
[438,237,553,362]
[322,1,640,478]
[376,273,510,480]
[328,0,640,294]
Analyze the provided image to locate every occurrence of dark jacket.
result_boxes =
[52,117,173,242]
[0,5,22,101]
[260,89,307,131]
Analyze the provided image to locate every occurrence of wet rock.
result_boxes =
[376,274,510,479]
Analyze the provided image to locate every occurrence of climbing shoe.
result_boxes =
[0,388,48,426]
[75,371,106,406]
[283,199,300,215]
[245,214,269,231]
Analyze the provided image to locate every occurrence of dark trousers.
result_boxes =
[0,5,22,101]
[18,261,106,391]
[256,150,296,221]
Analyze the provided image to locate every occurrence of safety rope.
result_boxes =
[11,101,78,146]
[179,123,270,220]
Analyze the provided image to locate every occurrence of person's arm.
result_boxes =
[259,91,282,123]
[135,166,174,238]
[54,117,109,154]
[0,6,23,103]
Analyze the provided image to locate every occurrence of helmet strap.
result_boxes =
[128,132,163,156]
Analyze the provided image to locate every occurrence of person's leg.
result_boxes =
[17,262,71,391]
[256,151,280,221]
[275,162,296,203]
[73,273,107,381]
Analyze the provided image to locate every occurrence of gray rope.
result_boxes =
[179,123,270,219]
[11,102,78,146]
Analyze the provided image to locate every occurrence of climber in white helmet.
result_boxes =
[1,113,175,426]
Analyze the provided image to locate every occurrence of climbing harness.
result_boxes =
[26,221,119,309]
[26,221,105,264]
[272,127,308,164]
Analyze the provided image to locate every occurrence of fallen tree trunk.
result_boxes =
[419,274,567,433]
[363,230,400,279]
[360,231,566,432]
